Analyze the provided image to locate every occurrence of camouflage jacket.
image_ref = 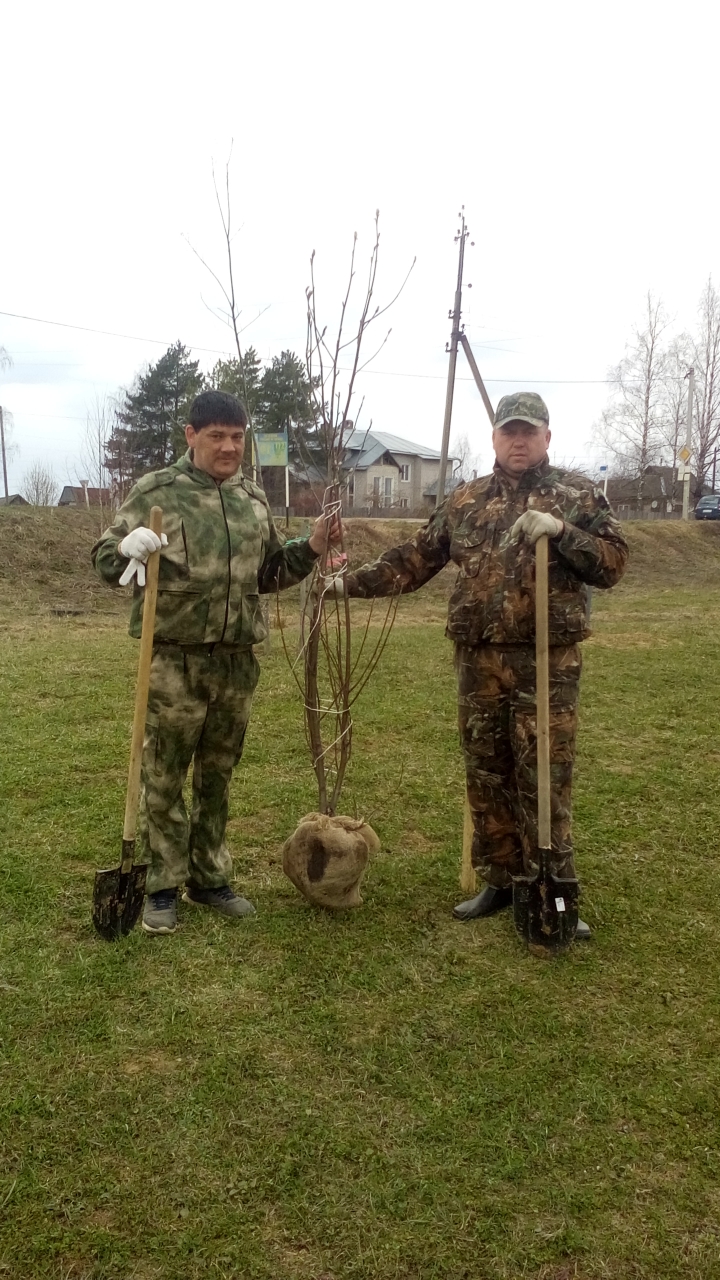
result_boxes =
[92,451,318,646]
[345,459,628,646]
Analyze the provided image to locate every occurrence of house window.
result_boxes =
[399,464,411,482]
[384,477,393,507]
[399,498,408,509]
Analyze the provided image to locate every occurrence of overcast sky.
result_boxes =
[1,0,718,496]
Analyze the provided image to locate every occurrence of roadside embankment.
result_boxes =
[2,506,720,616]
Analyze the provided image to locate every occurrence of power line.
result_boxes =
[8,411,87,422]
[354,367,614,385]
[0,306,689,389]
[0,309,234,356]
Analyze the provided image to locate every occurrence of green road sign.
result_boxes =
[253,430,289,467]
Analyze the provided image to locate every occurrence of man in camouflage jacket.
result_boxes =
[342,392,628,935]
[93,390,337,936]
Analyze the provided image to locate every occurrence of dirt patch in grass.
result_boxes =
[120,1051,182,1076]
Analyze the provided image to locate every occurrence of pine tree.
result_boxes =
[206,348,262,419]
[255,350,321,475]
[106,342,203,486]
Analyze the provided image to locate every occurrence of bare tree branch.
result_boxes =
[22,462,59,507]
[288,213,413,814]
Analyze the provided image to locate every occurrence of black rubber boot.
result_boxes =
[453,885,513,921]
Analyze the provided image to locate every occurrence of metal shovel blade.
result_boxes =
[513,848,579,956]
[92,847,147,941]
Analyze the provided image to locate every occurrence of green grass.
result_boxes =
[2,557,720,1277]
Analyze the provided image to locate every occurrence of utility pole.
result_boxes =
[0,407,8,500]
[459,333,495,426]
[681,367,695,521]
[437,211,469,505]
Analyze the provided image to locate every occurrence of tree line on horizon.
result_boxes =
[103,343,320,499]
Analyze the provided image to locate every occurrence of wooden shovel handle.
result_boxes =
[460,793,477,893]
[123,507,163,844]
[535,535,552,850]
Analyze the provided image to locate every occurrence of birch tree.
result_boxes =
[76,394,118,520]
[595,293,669,505]
[658,333,693,507]
[691,279,720,494]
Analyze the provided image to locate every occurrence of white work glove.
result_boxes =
[319,551,348,600]
[510,510,564,544]
[321,572,347,600]
[118,527,168,587]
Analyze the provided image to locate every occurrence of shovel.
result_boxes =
[512,534,579,956]
[92,506,163,941]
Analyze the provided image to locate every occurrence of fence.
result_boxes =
[613,506,685,522]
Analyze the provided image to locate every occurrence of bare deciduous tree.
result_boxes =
[0,349,16,500]
[23,462,59,507]
[450,432,481,481]
[76,393,118,524]
[185,152,270,484]
[595,293,669,503]
[656,333,693,506]
[279,215,414,815]
[691,279,720,494]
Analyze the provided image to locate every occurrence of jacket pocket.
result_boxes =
[548,592,587,639]
[233,590,267,645]
[153,587,210,643]
[450,529,490,578]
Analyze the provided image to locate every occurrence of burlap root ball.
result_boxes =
[282,812,380,910]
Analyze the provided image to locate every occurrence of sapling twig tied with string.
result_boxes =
[184,151,270,487]
[279,214,415,908]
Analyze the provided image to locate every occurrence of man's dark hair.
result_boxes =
[188,390,248,430]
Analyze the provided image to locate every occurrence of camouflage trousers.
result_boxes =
[455,643,581,888]
[138,643,260,894]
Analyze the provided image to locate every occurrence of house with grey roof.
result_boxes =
[342,429,461,512]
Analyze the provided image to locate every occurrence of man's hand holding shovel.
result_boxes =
[510,510,564,544]
[118,527,168,586]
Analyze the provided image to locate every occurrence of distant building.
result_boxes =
[0,493,29,506]
[607,465,711,518]
[421,475,465,507]
[341,430,460,513]
[58,485,111,508]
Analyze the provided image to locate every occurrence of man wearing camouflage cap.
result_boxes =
[93,390,339,936]
[340,391,628,937]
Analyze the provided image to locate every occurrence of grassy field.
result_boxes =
[1,513,720,1278]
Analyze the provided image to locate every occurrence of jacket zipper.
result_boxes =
[217,482,232,643]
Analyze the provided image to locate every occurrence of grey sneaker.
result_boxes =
[182,882,256,918]
[142,888,178,935]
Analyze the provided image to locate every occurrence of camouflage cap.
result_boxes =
[494,391,549,430]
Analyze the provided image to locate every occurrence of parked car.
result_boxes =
[694,495,720,520]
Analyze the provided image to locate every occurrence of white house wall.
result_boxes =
[364,463,400,506]
[388,452,419,508]
[346,451,460,510]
